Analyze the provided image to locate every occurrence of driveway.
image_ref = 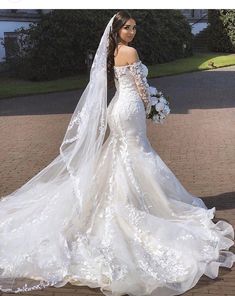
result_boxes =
[0,65,235,296]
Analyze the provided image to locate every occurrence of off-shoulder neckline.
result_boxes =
[113,60,142,69]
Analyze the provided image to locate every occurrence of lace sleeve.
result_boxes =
[129,61,151,115]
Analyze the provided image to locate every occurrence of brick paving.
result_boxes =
[0,66,235,296]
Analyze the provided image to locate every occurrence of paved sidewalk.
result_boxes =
[0,66,235,296]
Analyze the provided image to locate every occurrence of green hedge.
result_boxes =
[4,9,193,81]
[131,10,193,64]
[208,9,235,52]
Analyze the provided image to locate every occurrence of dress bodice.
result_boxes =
[107,61,150,139]
[114,61,149,93]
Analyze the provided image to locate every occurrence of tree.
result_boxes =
[208,9,235,52]
[4,9,193,81]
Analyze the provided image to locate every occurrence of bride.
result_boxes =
[0,11,234,296]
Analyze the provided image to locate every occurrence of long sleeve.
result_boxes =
[129,61,151,115]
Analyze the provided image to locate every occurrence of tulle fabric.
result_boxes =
[0,122,234,296]
[0,61,234,296]
[0,13,115,293]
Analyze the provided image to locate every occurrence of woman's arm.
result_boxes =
[126,48,151,115]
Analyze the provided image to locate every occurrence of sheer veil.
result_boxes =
[1,13,235,295]
[1,14,115,209]
[0,14,116,292]
[59,14,116,212]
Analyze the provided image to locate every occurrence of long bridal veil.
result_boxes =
[0,14,115,293]
[1,12,235,296]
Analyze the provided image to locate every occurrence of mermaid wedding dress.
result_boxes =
[0,15,235,296]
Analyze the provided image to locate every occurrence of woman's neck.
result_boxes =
[118,41,128,46]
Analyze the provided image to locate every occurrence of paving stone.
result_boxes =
[0,66,235,296]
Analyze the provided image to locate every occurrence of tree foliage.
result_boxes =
[208,9,235,52]
[4,9,193,81]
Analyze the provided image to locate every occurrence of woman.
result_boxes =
[0,11,234,296]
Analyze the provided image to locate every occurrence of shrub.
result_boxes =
[131,10,193,64]
[208,9,235,52]
[3,9,193,81]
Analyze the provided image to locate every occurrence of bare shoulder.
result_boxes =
[114,45,140,66]
[121,46,139,61]
[121,45,137,54]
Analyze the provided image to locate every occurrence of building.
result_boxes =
[0,9,208,63]
[180,9,208,35]
[0,9,51,63]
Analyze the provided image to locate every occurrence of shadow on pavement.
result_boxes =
[0,69,235,116]
[202,191,235,210]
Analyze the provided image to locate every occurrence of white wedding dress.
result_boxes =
[0,60,234,296]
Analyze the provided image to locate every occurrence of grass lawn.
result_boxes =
[148,52,235,78]
[0,52,235,99]
[0,74,89,99]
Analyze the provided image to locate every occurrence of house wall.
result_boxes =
[180,9,208,35]
[0,10,50,62]
[0,21,32,62]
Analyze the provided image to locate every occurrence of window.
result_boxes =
[4,32,20,60]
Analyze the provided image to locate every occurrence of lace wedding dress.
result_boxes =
[0,59,234,296]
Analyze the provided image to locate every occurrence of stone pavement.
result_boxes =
[0,66,235,296]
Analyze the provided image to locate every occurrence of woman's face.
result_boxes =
[118,18,136,45]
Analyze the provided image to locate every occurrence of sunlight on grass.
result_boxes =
[148,53,235,78]
[199,54,235,68]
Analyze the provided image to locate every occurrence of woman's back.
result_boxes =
[114,44,139,67]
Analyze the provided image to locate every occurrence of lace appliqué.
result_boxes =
[114,61,151,116]
[128,61,151,115]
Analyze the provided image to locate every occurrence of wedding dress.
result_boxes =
[0,15,234,296]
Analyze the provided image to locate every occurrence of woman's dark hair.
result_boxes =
[107,11,133,88]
